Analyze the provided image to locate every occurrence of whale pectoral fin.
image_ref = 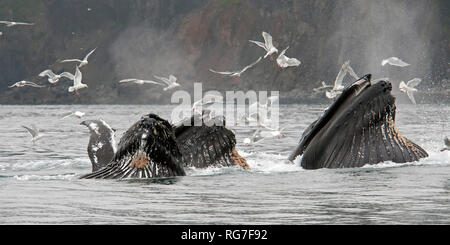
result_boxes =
[300,92,428,169]
[175,123,244,169]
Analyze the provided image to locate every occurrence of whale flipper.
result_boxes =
[174,113,249,169]
[289,74,428,169]
[80,114,185,179]
[80,119,116,172]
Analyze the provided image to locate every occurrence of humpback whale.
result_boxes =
[80,112,248,179]
[80,119,117,172]
[289,74,428,169]
[173,112,249,170]
[80,114,186,179]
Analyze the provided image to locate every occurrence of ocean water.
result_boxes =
[0,104,448,224]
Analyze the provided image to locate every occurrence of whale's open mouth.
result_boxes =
[289,74,428,169]
[80,114,185,179]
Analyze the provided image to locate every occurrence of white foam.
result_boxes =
[186,151,302,176]
[185,165,244,176]
[13,173,76,181]
[243,151,303,173]
[0,158,90,171]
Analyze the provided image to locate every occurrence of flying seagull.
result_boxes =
[39,69,73,84]
[381,57,410,67]
[66,66,88,95]
[118,78,163,86]
[209,56,262,82]
[243,128,266,145]
[192,94,223,115]
[153,75,181,91]
[61,48,96,68]
[325,60,359,99]
[0,21,34,27]
[399,78,422,104]
[249,95,279,113]
[313,81,334,93]
[259,125,287,139]
[61,111,85,119]
[243,107,273,128]
[22,124,46,143]
[249,31,278,60]
[276,47,301,68]
[8,81,45,88]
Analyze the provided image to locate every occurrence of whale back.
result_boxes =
[173,113,242,169]
[80,114,185,179]
[290,75,428,169]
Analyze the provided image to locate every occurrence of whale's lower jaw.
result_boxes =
[290,75,428,169]
[299,107,428,169]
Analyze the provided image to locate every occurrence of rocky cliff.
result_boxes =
[0,0,448,104]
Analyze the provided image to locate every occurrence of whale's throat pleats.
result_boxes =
[290,77,428,169]
[174,115,249,169]
[80,114,185,179]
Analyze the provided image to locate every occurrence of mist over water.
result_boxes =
[0,0,448,104]
[329,0,439,88]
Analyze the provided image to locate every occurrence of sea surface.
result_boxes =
[0,104,449,224]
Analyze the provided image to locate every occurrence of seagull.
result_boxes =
[209,56,262,82]
[276,46,301,68]
[249,31,278,60]
[61,111,85,119]
[243,128,265,145]
[118,78,163,86]
[249,95,278,112]
[259,125,287,139]
[244,110,273,128]
[266,95,279,107]
[39,69,73,84]
[153,74,181,91]
[381,57,410,67]
[22,124,46,143]
[313,81,334,93]
[60,48,96,68]
[60,71,75,80]
[67,66,88,95]
[441,137,449,152]
[8,81,45,88]
[0,21,34,27]
[399,78,422,104]
[325,61,359,99]
[192,94,223,115]
[245,96,278,124]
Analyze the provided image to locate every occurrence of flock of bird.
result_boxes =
[8,47,95,95]
[4,28,299,146]
[3,20,180,94]
[210,31,301,82]
[1,19,436,147]
[1,20,88,94]
[3,24,419,103]
[312,56,422,104]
